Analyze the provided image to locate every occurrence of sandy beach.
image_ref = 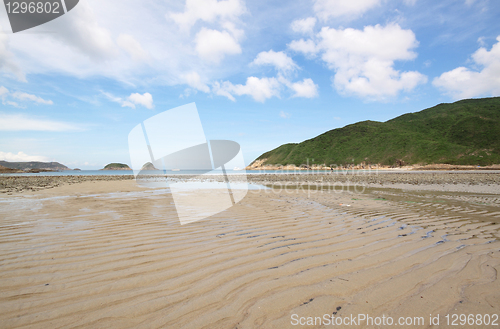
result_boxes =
[1,174,499,328]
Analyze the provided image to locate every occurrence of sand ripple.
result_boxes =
[0,181,499,328]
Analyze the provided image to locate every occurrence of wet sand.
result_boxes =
[2,171,500,194]
[0,178,499,328]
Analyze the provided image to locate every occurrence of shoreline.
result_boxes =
[2,172,500,195]
[246,161,500,171]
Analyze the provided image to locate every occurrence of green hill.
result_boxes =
[252,97,500,167]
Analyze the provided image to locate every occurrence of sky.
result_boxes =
[0,0,499,169]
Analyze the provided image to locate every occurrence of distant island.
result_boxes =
[248,97,500,169]
[101,163,132,170]
[0,161,69,172]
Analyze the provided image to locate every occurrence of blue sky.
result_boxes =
[0,0,499,169]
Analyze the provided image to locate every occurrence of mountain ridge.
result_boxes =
[250,97,500,168]
[0,161,69,171]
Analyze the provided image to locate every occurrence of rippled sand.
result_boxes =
[0,181,499,328]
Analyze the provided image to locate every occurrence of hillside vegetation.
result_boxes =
[253,97,500,167]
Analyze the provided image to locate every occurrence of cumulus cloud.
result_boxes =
[195,28,242,63]
[433,36,500,99]
[128,92,154,109]
[169,0,246,65]
[103,91,154,109]
[291,17,317,35]
[0,114,82,131]
[182,71,210,93]
[214,49,318,102]
[313,0,381,21]
[290,78,319,98]
[251,50,298,73]
[169,0,246,32]
[0,151,50,162]
[288,39,318,57]
[214,75,318,102]
[291,24,427,100]
[213,77,281,102]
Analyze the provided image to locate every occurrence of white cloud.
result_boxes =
[0,87,22,108]
[313,0,381,21]
[102,91,128,107]
[319,24,419,64]
[221,21,245,40]
[0,87,53,106]
[103,91,154,109]
[5,101,21,107]
[128,92,154,109]
[1,0,128,83]
[169,0,246,65]
[168,0,246,32]
[0,86,8,98]
[291,17,317,35]
[50,1,118,61]
[212,81,236,101]
[182,71,210,93]
[213,77,281,102]
[288,39,318,57]
[0,2,218,90]
[0,24,25,81]
[0,114,82,131]
[0,151,50,162]
[195,28,242,63]
[302,23,427,99]
[214,74,319,102]
[229,76,281,102]
[290,78,319,98]
[12,91,53,105]
[251,50,298,73]
[117,34,149,62]
[0,1,248,92]
[215,49,319,102]
[433,36,500,99]
[279,111,290,119]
